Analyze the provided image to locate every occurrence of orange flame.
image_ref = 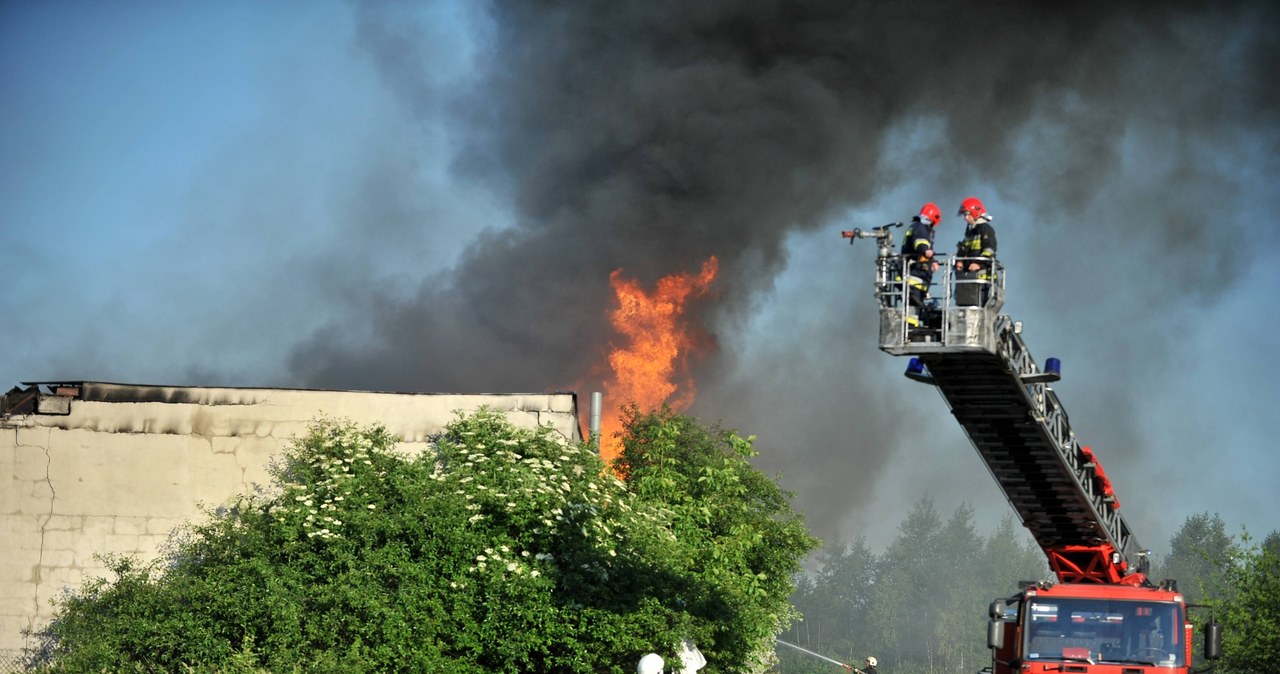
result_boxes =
[597,256,718,463]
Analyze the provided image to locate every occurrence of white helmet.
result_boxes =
[638,653,665,674]
[866,656,878,667]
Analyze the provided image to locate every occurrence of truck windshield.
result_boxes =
[1022,597,1184,666]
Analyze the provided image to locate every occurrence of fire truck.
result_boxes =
[843,223,1222,673]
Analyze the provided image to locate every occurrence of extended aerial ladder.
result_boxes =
[844,223,1222,672]
[843,223,1146,585]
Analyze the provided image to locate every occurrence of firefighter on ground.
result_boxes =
[954,196,997,306]
[854,655,879,674]
[900,202,941,327]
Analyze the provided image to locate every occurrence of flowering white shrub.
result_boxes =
[34,409,815,674]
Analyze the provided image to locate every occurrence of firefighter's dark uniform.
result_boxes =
[900,218,936,326]
[955,219,997,306]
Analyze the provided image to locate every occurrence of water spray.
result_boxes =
[776,639,855,671]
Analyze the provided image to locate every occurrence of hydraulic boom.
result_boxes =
[844,225,1222,672]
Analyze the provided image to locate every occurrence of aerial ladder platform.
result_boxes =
[844,223,1148,586]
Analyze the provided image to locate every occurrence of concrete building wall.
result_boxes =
[0,382,582,653]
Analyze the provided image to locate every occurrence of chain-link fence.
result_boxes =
[0,649,31,673]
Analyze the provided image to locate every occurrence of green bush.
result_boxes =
[616,405,820,672]
[1208,532,1280,674]
[31,409,816,673]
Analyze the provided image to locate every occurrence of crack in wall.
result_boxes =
[32,435,55,650]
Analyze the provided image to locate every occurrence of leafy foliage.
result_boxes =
[31,410,817,673]
[1210,533,1280,674]
[1152,512,1236,603]
[1151,514,1280,673]
[616,405,821,672]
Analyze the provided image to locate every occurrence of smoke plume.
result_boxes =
[290,1,1279,548]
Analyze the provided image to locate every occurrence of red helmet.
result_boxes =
[918,202,942,226]
[958,196,988,220]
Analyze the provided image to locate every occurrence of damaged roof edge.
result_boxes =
[4,381,581,419]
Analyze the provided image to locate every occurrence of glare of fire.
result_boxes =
[597,256,718,464]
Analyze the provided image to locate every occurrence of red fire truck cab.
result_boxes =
[987,582,1220,673]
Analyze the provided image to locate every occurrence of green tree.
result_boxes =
[780,537,878,671]
[779,507,1049,674]
[32,410,817,673]
[616,405,821,673]
[866,496,944,672]
[932,504,985,674]
[1157,513,1236,603]
[1263,531,1280,557]
[1210,531,1280,674]
[975,515,1051,594]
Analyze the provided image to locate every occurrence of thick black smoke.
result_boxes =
[292,1,1279,547]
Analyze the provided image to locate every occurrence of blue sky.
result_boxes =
[3,2,497,381]
[3,1,1277,558]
